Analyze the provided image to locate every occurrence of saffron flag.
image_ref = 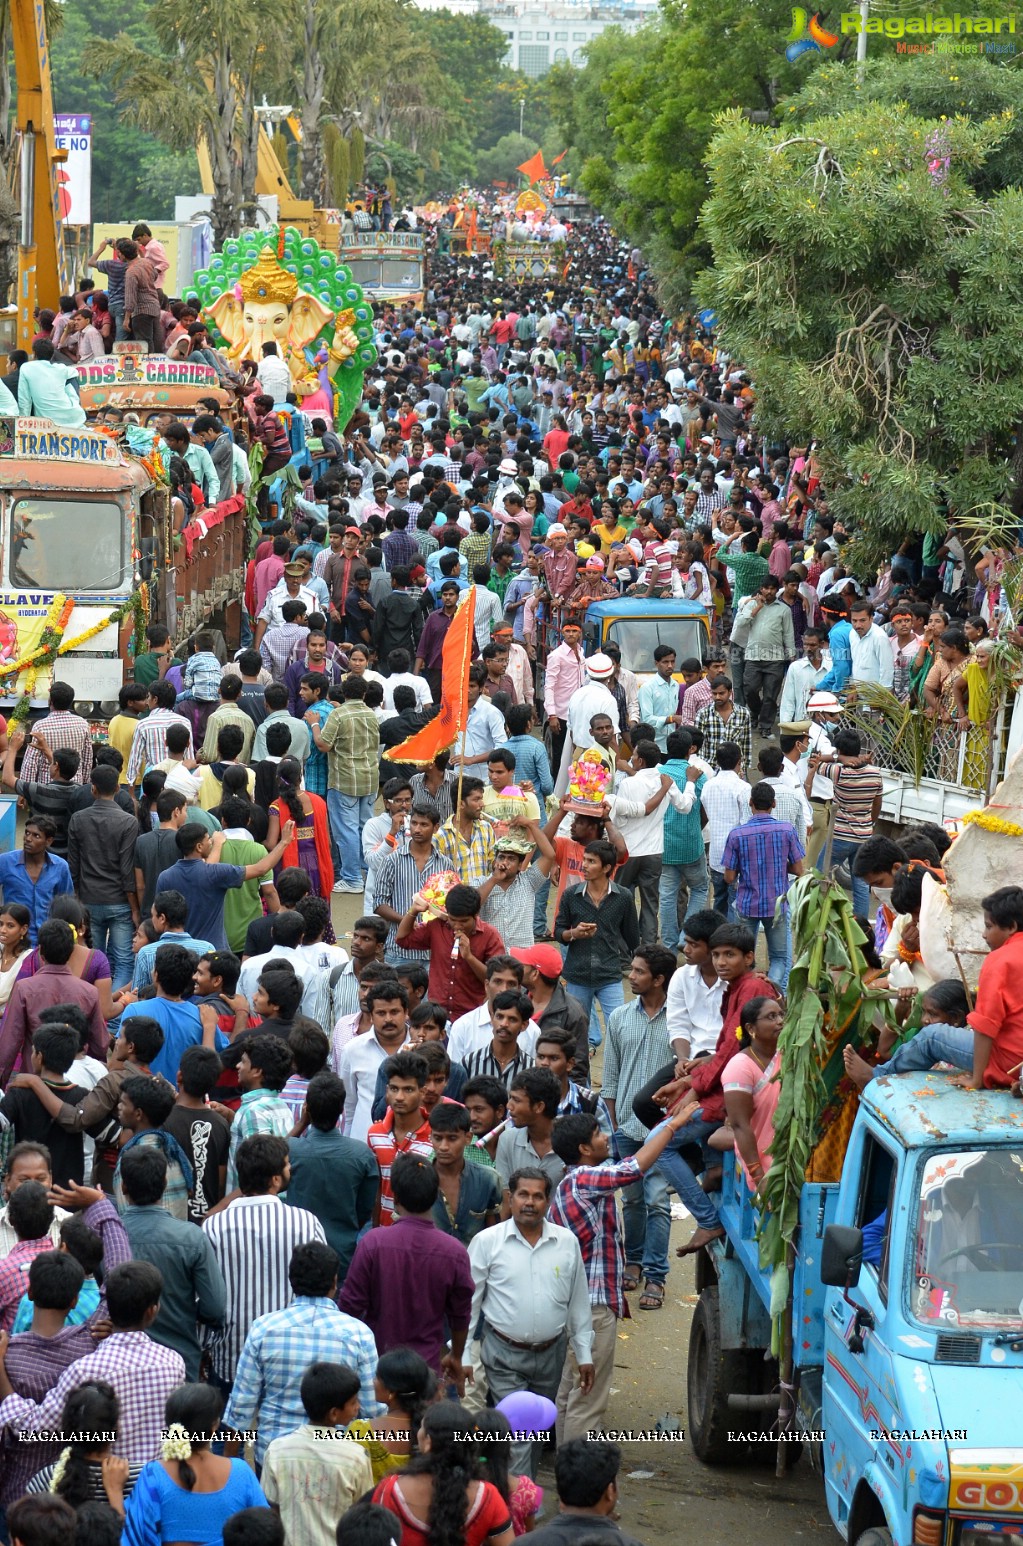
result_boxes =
[383,589,477,766]
[516,150,548,184]
[551,149,569,165]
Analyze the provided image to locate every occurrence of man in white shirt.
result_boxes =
[611,739,698,948]
[700,743,751,919]
[800,692,842,865]
[256,343,293,402]
[447,957,541,1064]
[779,628,829,724]
[453,666,508,766]
[335,980,409,1143]
[665,912,726,1061]
[466,1171,593,1477]
[237,912,310,1008]
[849,600,895,689]
[565,654,620,761]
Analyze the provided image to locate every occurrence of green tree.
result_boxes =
[548,0,831,298]
[475,131,541,187]
[697,64,1023,565]
[85,0,288,241]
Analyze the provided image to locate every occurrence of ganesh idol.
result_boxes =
[206,247,360,413]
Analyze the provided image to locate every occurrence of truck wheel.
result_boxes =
[854,1531,893,1546]
[687,1287,753,1464]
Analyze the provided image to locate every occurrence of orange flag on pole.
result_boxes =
[383,589,477,766]
[551,149,569,165]
[516,150,547,184]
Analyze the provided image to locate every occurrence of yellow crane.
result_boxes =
[12,0,74,348]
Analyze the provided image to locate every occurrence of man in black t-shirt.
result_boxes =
[163,1045,231,1223]
[0,1025,86,1187]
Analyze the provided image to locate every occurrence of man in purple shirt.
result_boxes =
[721,781,805,990]
[414,582,479,701]
[339,1152,473,1388]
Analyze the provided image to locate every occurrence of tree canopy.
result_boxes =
[697,57,1023,564]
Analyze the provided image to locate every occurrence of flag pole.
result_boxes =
[453,586,476,829]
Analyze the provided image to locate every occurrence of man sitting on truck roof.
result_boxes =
[17,341,86,428]
[845,884,1023,1093]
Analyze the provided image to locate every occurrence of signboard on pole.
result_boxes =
[53,114,92,225]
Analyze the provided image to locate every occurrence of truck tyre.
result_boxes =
[854,1530,893,1546]
[687,1286,753,1464]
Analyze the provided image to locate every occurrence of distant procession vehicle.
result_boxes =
[0,414,245,721]
[339,231,425,308]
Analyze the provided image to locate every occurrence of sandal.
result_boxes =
[622,1266,642,1293]
[638,1281,666,1310]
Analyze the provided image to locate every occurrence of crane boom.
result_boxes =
[12,0,72,348]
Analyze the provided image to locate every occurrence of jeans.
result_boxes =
[564,977,624,1050]
[658,857,709,949]
[89,902,135,991]
[739,911,791,989]
[615,1130,671,1283]
[652,1115,722,1233]
[110,303,126,342]
[710,868,737,922]
[128,312,161,351]
[327,789,375,885]
[532,872,552,937]
[818,836,869,917]
[876,1023,972,1077]
[616,853,660,948]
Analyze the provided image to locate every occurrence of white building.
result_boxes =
[412,0,659,75]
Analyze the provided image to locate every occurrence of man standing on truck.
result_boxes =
[162,421,220,507]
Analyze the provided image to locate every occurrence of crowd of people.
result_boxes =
[0,207,1021,1546]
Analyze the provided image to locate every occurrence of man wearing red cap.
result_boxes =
[510,943,589,1083]
[323,526,366,643]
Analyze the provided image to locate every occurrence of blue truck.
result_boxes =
[688,1073,1023,1546]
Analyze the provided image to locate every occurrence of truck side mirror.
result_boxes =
[821,1224,864,1287]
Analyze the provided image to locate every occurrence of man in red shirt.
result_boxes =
[394,883,505,1019]
[542,797,628,917]
[247,393,292,515]
[367,1051,434,1225]
[845,884,1023,1091]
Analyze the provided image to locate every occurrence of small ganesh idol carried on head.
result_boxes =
[567,748,611,813]
[418,870,460,919]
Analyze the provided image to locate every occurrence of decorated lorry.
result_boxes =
[0,416,246,720]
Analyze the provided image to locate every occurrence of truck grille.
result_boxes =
[934,1334,981,1364]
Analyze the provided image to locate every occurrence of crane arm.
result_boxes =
[12,0,72,348]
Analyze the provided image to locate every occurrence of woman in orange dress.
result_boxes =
[265,756,334,900]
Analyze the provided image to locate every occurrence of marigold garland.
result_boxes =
[959,808,1023,839]
[2,589,150,728]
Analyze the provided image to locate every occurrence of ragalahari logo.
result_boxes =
[786,7,840,58]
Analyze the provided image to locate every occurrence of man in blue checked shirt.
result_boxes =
[721,781,804,990]
[222,1239,382,1467]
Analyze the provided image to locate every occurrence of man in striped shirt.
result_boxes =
[126,681,194,786]
[367,1051,434,1225]
[202,1134,325,1390]
[17,681,93,787]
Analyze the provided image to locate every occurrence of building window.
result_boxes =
[520,29,533,38]
[535,29,549,38]
[554,29,568,37]
[554,46,568,60]
[573,30,586,38]
[518,42,550,75]
[572,47,585,62]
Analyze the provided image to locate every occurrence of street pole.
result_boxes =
[519,97,525,137]
[856,0,868,76]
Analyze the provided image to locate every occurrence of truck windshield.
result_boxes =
[9,499,125,592]
[601,616,707,672]
[911,1148,1023,1329]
